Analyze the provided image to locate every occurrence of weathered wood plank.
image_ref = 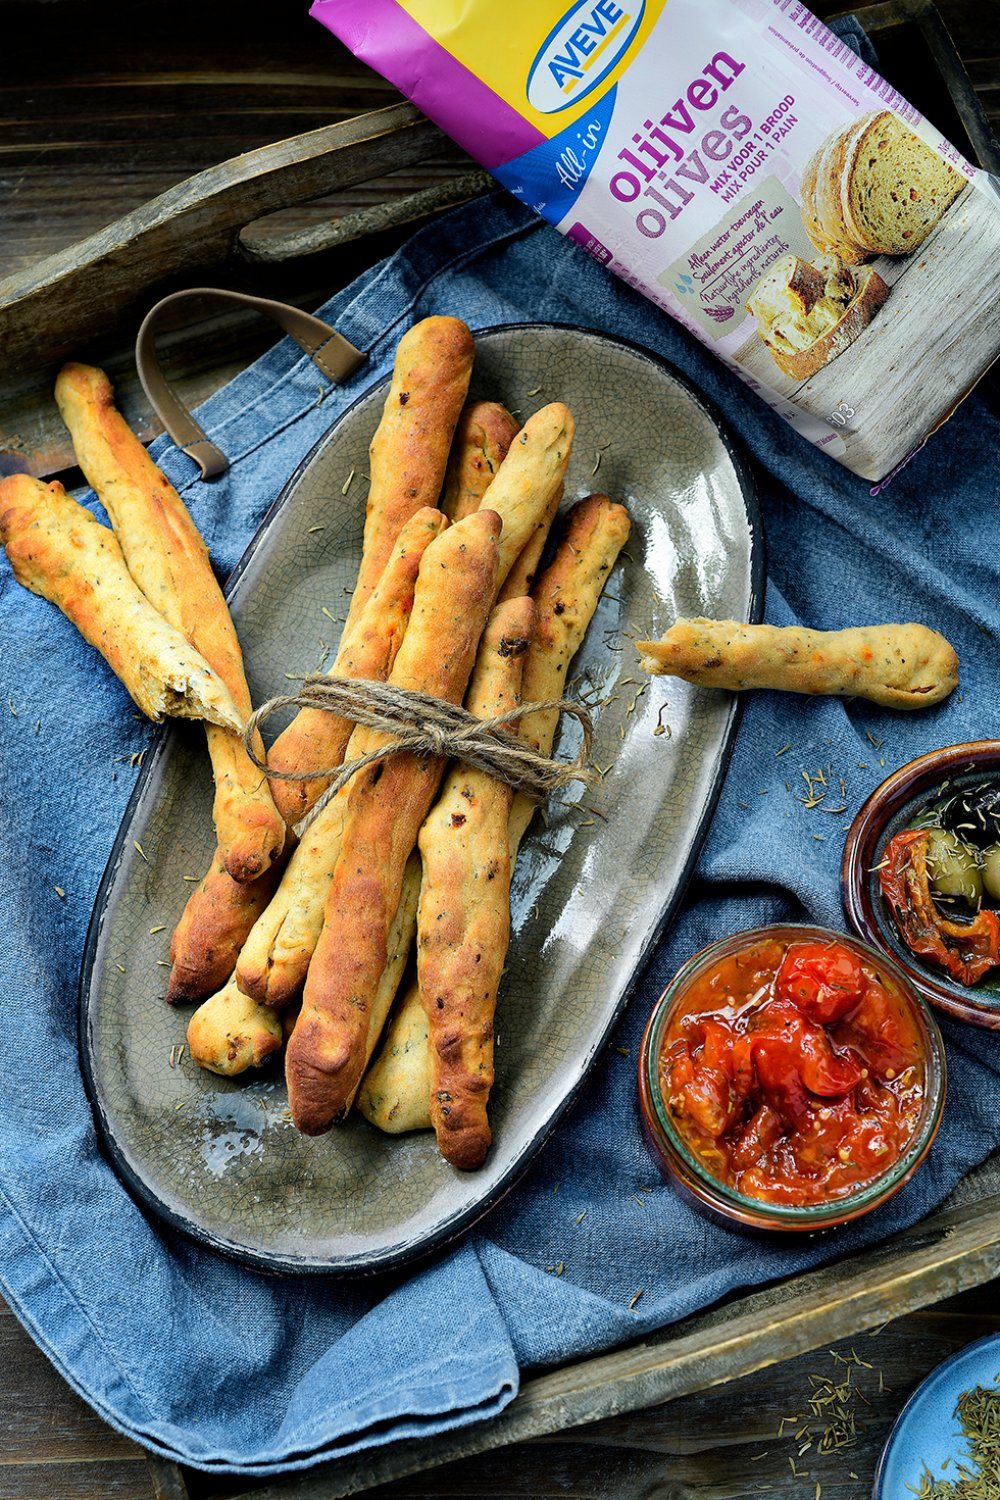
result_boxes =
[0,103,445,377]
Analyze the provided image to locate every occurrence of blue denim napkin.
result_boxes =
[3,43,1000,1480]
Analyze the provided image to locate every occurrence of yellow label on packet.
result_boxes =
[395,0,668,134]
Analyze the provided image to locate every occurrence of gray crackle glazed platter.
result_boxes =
[80,323,764,1275]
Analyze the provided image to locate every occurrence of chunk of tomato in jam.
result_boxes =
[658,937,926,1207]
[776,942,865,1024]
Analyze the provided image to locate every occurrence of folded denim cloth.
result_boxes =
[3,26,1000,1479]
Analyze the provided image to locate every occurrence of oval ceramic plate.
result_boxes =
[80,323,763,1274]
[843,742,1000,1029]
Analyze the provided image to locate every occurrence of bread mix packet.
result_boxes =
[310,0,1000,482]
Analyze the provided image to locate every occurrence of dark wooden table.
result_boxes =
[1,1,999,1495]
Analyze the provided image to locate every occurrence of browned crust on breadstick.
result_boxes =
[352,317,474,616]
[285,509,502,1133]
[165,844,290,1004]
[0,476,242,731]
[441,401,519,522]
[359,495,631,1135]
[637,618,959,710]
[54,362,284,883]
[267,507,447,826]
[417,597,535,1169]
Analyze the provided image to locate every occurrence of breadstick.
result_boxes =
[55,362,284,882]
[0,476,242,731]
[484,404,574,590]
[186,975,284,1076]
[266,507,447,826]
[359,495,632,1133]
[637,618,959,710]
[440,401,519,522]
[265,316,475,816]
[498,484,561,603]
[417,597,535,1168]
[165,845,289,1005]
[235,781,351,1007]
[352,316,474,615]
[285,510,502,1133]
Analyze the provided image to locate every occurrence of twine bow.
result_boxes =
[243,674,595,816]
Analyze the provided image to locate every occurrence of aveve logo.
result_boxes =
[527,0,645,114]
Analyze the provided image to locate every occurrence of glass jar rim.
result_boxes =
[641,923,948,1226]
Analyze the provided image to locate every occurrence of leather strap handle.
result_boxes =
[136,288,367,479]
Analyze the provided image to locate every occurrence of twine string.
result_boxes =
[243,674,595,815]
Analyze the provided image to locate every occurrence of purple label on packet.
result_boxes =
[568,223,613,266]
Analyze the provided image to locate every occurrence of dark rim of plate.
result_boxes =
[842,740,1000,1032]
[77,320,766,1276]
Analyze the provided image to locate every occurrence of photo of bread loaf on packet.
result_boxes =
[736,110,969,397]
[310,0,1000,482]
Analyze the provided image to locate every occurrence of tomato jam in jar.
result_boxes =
[639,927,946,1231]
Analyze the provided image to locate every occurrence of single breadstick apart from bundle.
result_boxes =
[55,362,285,882]
[266,507,448,826]
[0,476,243,731]
[440,401,519,522]
[285,509,503,1133]
[359,494,632,1135]
[637,619,959,710]
[417,596,535,1169]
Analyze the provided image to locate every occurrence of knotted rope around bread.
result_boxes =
[242,674,595,825]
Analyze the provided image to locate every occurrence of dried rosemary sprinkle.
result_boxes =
[149,925,165,935]
[574,1211,588,1224]
[526,386,542,396]
[54,886,65,898]
[628,1290,644,1310]
[341,467,355,495]
[133,840,148,862]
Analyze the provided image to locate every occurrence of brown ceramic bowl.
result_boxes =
[842,741,1000,1030]
[638,925,946,1233]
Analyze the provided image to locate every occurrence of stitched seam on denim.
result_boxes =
[0,1181,154,1410]
[169,212,541,495]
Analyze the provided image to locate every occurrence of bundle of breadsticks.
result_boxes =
[184,318,630,1167]
[0,315,630,1171]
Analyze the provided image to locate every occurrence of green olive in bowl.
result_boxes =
[926,827,983,906]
